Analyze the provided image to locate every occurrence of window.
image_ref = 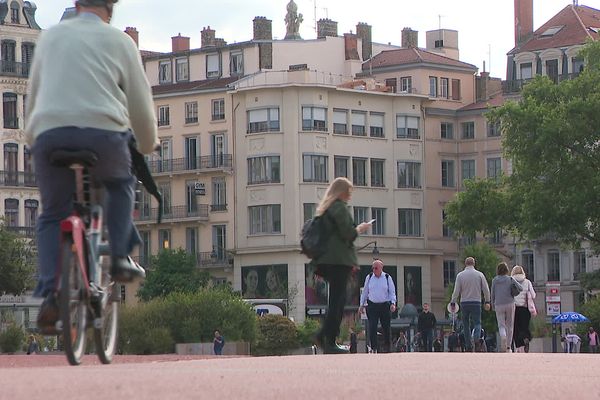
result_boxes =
[486,157,502,181]
[385,78,397,93]
[443,260,457,287]
[212,177,227,211]
[488,229,503,245]
[398,208,421,236]
[4,198,18,227]
[24,199,38,228]
[442,210,454,238]
[21,43,34,66]
[302,106,327,132]
[211,134,226,167]
[397,161,421,188]
[248,108,280,133]
[24,146,34,186]
[441,160,455,187]
[333,109,348,134]
[371,208,385,235]
[158,60,171,83]
[370,159,385,187]
[207,53,220,78]
[522,251,535,282]
[440,122,454,139]
[520,63,533,80]
[440,78,449,99]
[157,105,170,127]
[396,115,420,139]
[429,76,438,97]
[370,112,384,138]
[303,203,316,222]
[184,136,198,170]
[462,121,475,139]
[3,93,17,129]
[351,111,366,136]
[547,250,560,281]
[212,225,227,259]
[574,250,587,277]
[230,51,244,76]
[4,143,17,185]
[186,227,198,255]
[139,231,151,266]
[353,206,368,226]
[159,229,171,249]
[185,102,198,124]
[400,76,412,93]
[212,99,225,121]
[10,1,18,23]
[435,39,444,48]
[334,156,348,178]
[186,181,198,214]
[303,154,328,182]
[352,158,367,186]
[175,57,189,82]
[572,57,584,74]
[137,188,151,219]
[249,204,281,234]
[248,156,280,184]
[461,159,475,186]
[451,79,461,100]
[159,182,171,216]
[487,121,500,137]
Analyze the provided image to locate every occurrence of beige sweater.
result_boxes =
[25,12,158,154]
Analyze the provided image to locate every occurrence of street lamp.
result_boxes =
[357,240,380,259]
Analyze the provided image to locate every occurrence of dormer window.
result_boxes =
[10,2,19,24]
[540,26,563,37]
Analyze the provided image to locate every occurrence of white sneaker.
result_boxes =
[506,348,513,353]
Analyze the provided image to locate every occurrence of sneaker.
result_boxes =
[110,256,146,283]
[37,294,59,335]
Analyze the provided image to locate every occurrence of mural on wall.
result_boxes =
[404,266,422,306]
[241,264,288,299]
[305,264,328,306]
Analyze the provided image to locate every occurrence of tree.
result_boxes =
[0,223,35,295]
[137,248,210,301]
[445,40,600,252]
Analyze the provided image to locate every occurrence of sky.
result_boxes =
[35,0,600,79]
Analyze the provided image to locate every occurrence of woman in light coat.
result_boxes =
[511,265,536,352]
[491,262,522,352]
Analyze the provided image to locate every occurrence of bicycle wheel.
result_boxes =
[59,239,88,366]
[93,265,118,364]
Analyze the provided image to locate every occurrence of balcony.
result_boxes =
[502,73,581,94]
[210,204,227,212]
[147,155,233,175]
[134,204,208,224]
[0,60,30,78]
[0,171,37,187]
[196,251,234,268]
[6,226,35,239]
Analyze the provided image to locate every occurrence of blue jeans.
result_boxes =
[460,302,482,351]
[32,127,141,297]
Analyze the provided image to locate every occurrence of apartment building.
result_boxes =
[0,0,41,327]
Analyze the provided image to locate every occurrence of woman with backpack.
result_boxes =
[311,177,371,354]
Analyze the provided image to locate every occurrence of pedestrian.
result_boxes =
[450,257,491,352]
[491,262,522,353]
[447,330,460,352]
[564,328,581,353]
[417,302,437,352]
[349,327,358,354]
[511,265,536,353]
[213,330,225,355]
[26,0,157,333]
[433,336,443,352]
[587,327,599,353]
[311,177,372,354]
[27,335,39,355]
[359,259,397,353]
[395,331,407,352]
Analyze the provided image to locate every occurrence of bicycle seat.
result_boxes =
[49,149,98,168]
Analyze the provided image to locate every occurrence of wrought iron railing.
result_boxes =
[0,171,37,187]
[0,60,30,78]
[147,154,232,174]
[134,204,208,222]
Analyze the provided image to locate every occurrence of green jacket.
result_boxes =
[313,199,358,267]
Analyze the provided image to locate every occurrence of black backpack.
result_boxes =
[300,212,330,259]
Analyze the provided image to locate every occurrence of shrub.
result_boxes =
[296,317,320,347]
[0,324,25,353]
[253,314,299,356]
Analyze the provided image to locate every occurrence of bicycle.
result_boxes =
[50,149,118,365]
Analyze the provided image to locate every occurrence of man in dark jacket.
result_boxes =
[417,303,437,352]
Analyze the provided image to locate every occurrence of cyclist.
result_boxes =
[25,0,158,333]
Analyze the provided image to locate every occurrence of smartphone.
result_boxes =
[367,219,376,224]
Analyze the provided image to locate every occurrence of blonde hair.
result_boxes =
[316,177,353,216]
[511,265,525,277]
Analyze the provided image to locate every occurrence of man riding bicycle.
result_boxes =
[25,0,158,333]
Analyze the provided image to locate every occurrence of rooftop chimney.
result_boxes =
[514,0,533,46]
[171,34,190,52]
[317,18,338,38]
[356,22,372,61]
[253,16,273,40]
[125,26,139,48]
[201,26,216,48]
[402,27,418,48]
[344,33,360,60]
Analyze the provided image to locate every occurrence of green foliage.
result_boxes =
[445,40,600,252]
[253,314,299,356]
[531,317,552,338]
[0,324,25,353]
[579,296,600,334]
[119,287,257,354]
[0,222,35,295]
[137,249,211,301]
[579,270,600,291]
[296,317,320,347]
